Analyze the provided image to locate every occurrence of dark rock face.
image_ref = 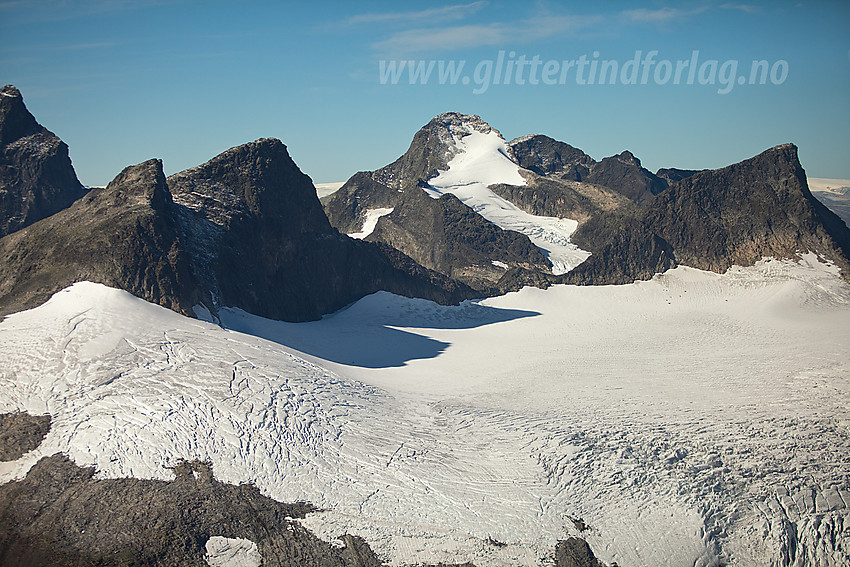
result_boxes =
[0,131,474,321]
[563,211,676,285]
[0,85,86,237]
[656,167,701,186]
[169,138,475,321]
[554,537,608,567]
[561,144,850,284]
[491,175,635,225]
[322,170,403,235]
[645,144,850,277]
[0,158,201,317]
[583,150,666,206]
[366,189,550,291]
[508,134,595,181]
[0,454,383,567]
[0,412,50,461]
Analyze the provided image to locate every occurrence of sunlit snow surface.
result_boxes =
[1,254,849,566]
[425,124,591,274]
[204,536,262,567]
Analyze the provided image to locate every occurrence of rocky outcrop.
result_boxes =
[508,134,595,181]
[554,537,609,567]
[0,412,50,461]
[655,167,701,186]
[491,175,635,225]
[645,143,850,277]
[0,454,383,567]
[366,188,550,291]
[0,85,85,237]
[583,150,666,206]
[0,158,201,317]
[322,171,403,235]
[563,211,676,285]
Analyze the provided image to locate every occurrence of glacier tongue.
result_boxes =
[425,121,590,274]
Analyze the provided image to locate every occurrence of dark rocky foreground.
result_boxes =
[0,413,608,567]
[0,454,384,567]
[0,412,50,462]
[0,85,86,238]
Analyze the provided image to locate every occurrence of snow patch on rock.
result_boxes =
[204,536,262,567]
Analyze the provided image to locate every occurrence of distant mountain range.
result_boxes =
[809,178,850,227]
[2,86,849,324]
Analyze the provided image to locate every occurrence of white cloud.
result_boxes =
[372,14,601,55]
[620,6,709,24]
[345,1,487,26]
[719,3,762,14]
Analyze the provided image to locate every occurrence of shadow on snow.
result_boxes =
[217,291,540,369]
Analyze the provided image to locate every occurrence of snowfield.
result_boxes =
[348,207,394,240]
[1,254,849,566]
[424,121,591,275]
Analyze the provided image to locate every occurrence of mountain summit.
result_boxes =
[323,113,589,292]
[0,84,85,237]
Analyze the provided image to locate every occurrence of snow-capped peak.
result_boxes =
[423,116,590,275]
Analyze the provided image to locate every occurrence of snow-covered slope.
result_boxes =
[1,255,849,566]
[424,120,590,274]
[347,207,394,239]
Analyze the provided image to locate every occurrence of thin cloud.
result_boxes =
[719,3,761,14]
[345,1,487,26]
[57,41,117,51]
[372,14,602,55]
[620,7,708,24]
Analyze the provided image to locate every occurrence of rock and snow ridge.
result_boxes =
[422,115,591,275]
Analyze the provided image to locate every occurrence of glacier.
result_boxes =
[1,253,849,566]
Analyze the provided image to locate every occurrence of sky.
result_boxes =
[1,0,848,186]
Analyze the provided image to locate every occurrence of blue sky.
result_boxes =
[1,0,848,185]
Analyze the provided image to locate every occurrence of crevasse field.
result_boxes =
[1,253,848,566]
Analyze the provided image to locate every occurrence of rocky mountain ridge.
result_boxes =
[325,112,850,291]
[0,89,475,321]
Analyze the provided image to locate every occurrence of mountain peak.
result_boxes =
[1,84,22,98]
[104,158,172,211]
[508,134,595,179]
[373,113,503,190]
[0,85,85,237]
[0,84,41,146]
[616,150,641,166]
[428,112,494,135]
[169,137,327,232]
